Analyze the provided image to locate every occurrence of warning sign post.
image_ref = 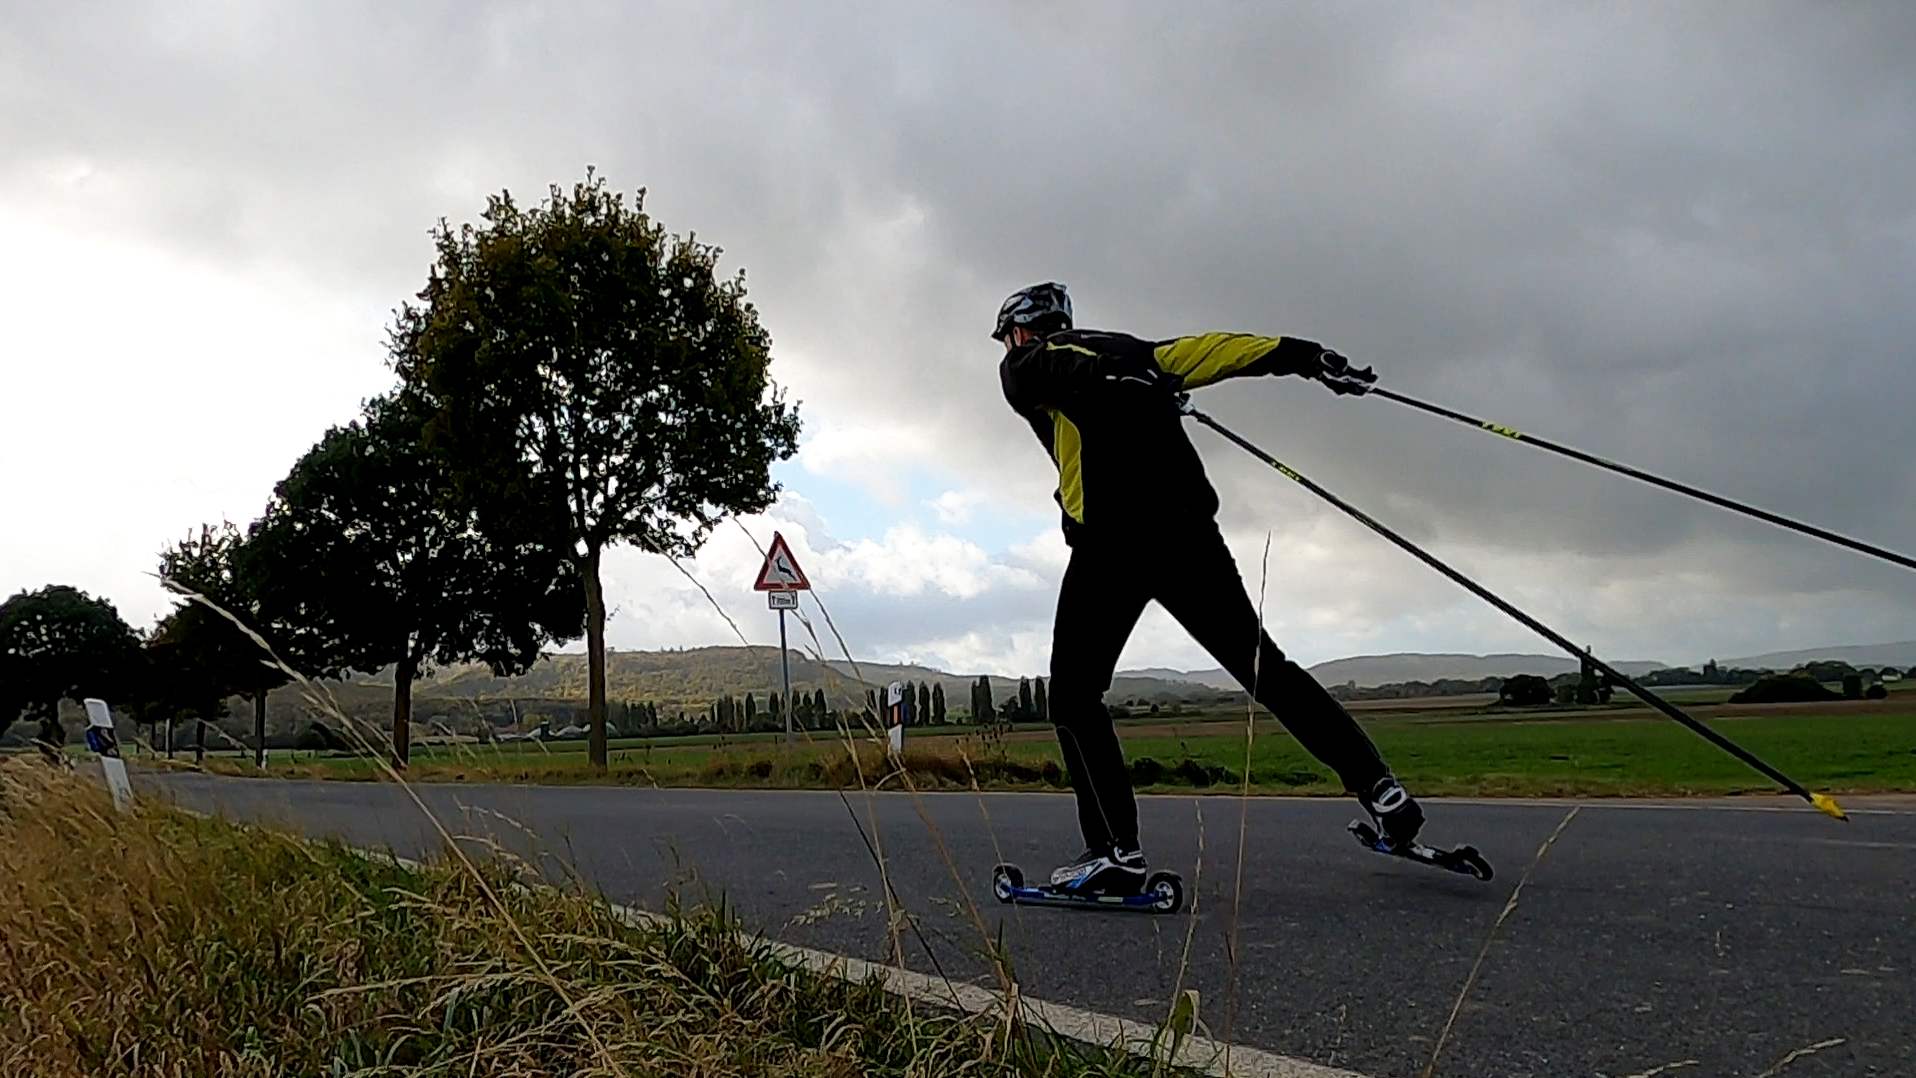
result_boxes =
[753,532,811,744]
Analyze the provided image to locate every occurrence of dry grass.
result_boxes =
[0,758,1154,1078]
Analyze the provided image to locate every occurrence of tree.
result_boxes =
[242,397,584,766]
[393,173,802,769]
[1800,660,1859,684]
[158,524,290,766]
[930,682,946,726]
[976,676,996,723]
[745,692,758,725]
[812,689,827,730]
[1498,674,1553,707]
[126,606,242,746]
[0,585,141,747]
[1033,676,1048,721]
[1018,677,1034,718]
[917,683,931,728]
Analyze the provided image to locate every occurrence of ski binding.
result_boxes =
[992,863,1184,913]
[1348,820,1494,881]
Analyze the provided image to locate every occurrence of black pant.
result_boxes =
[1047,523,1390,853]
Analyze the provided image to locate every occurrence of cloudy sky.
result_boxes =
[4,2,1914,678]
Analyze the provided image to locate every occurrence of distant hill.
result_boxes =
[314,639,1916,720]
[1128,653,1668,690]
[1719,641,1916,671]
[367,647,1224,716]
[1118,667,1243,691]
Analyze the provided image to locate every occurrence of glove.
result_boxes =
[1313,349,1377,396]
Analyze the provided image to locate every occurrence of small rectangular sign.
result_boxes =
[767,590,799,609]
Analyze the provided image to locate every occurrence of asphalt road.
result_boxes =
[152,775,1912,1078]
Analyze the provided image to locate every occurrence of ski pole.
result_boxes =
[1178,399,1847,821]
[1369,385,1916,575]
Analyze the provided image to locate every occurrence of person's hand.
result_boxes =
[1314,349,1377,396]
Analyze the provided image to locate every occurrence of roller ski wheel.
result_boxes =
[1348,820,1494,881]
[991,863,1183,913]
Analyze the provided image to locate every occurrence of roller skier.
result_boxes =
[993,281,1445,902]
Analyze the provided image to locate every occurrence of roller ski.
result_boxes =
[993,847,1184,913]
[1347,776,1493,881]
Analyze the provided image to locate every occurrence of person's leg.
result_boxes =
[1153,524,1392,795]
[1048,538,1151,856]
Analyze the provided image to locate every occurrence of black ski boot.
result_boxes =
[1049,845,1148,895]
[1347,775,1493,881]
[1358,774,1425,850]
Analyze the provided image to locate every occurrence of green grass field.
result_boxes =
[182,707,1916,799]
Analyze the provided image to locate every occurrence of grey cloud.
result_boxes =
[5,0,1914,663]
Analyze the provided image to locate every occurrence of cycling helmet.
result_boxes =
[992,282,1073,341]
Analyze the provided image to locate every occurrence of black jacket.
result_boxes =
[1000,328,1321,544]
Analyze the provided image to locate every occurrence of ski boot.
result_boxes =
[993,845,1183,913]
[1348,775,1493,881]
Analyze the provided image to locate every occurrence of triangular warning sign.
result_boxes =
[753,532,811,591]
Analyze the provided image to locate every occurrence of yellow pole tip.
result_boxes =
[1810,792,1848,821]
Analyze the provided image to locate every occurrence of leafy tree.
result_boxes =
[1018,677,1033,717]
[126,606,240,741]
[0,585,141,747]
[242,397,584,766]
[917,683,932,727]
[930,682,946,726]
[1498,673,1553,707]
[1730,674,1840,704]
[811,689,827,730]
[1799,660,1859,684]
[158,524,290,766]
[392,173,802,769]
[1033,676,1048,721]
[976,676,996,723]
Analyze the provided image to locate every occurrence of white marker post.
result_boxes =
[82,698,134,812]
[753,532,812,745]
[885,681,905,758]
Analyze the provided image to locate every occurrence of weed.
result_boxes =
[0,759,1157,1077]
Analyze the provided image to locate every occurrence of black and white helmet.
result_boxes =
[992,282,1073,341]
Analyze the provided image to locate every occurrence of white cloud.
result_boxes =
[0,208,391,629]
[927,488,987,525]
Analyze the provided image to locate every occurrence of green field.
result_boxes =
[179,707,1916,799]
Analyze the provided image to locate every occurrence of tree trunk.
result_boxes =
[253,690,267,768]
[584,546,608,771]
[165,717,175,759]
[195,719,205,765]
[392,652,416,768]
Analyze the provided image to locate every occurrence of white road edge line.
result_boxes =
[599,896,1371,1078]
[341,846,1366,1078]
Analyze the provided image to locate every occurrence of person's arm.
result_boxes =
[1152,333,1376,395]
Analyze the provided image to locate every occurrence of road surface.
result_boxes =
[153,775,1912,1078]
